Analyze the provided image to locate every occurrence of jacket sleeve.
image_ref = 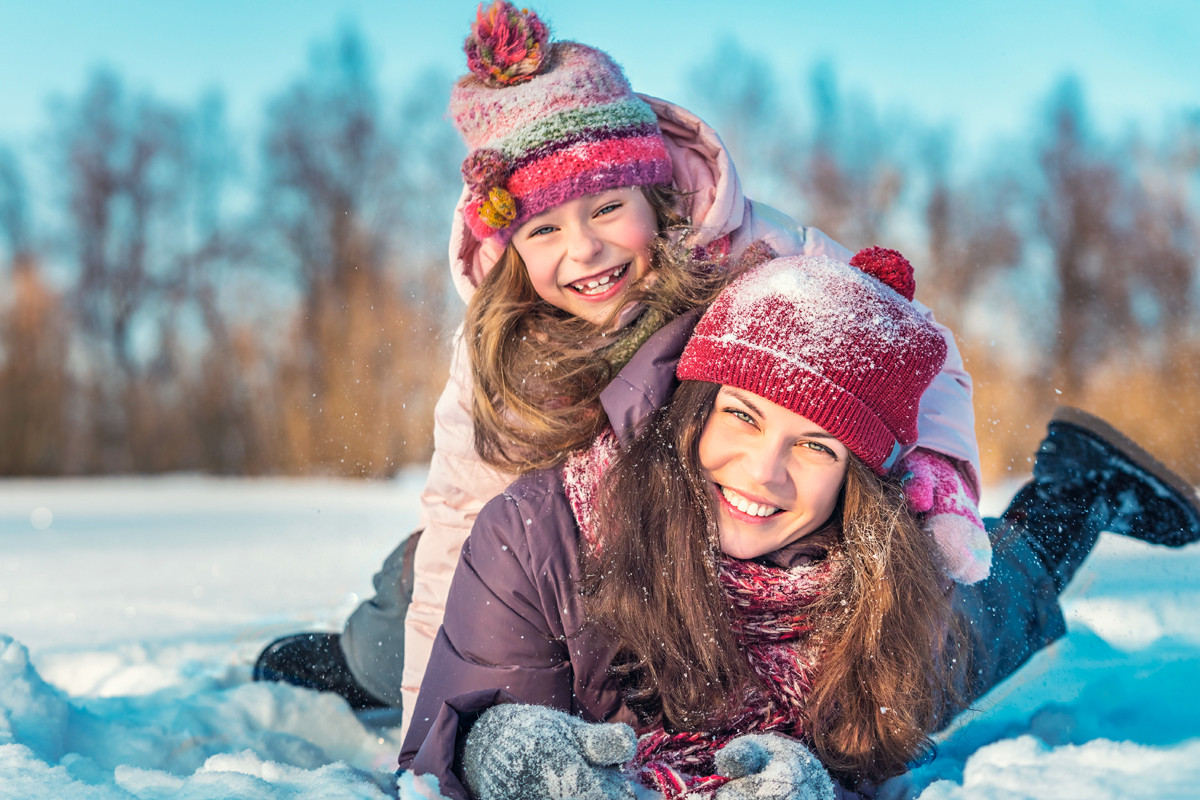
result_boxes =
[741,201,982,496]
[401,327,520,736]
[398,491,575,787]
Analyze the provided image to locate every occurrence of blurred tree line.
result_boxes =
[1,32,1198,485]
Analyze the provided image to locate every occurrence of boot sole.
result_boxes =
[1051,406,1200,529]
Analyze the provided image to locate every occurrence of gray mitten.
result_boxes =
[707,734,837,800]
[461,704,638,800]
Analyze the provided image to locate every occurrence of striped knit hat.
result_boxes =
[677,248,947,475]
[449,1,674,244]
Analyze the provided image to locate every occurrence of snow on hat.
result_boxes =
[677,248,947,475]
[449,1,674,245]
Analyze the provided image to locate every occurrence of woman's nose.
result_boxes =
[742,442,789,489]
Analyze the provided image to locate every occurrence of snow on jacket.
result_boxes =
[397,311,869,800]
[400,95,981,735]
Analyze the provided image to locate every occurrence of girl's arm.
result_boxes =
[400,329,518,735]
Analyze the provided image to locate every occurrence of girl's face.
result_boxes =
[511,187,657,325]
[698,386,850,560]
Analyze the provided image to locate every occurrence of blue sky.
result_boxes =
[1,0,1198,152]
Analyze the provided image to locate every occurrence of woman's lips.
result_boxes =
[717,483,783,521]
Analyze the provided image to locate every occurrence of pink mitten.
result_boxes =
[900,449,991,584]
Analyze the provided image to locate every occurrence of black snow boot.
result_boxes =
[253,632,388,711]
[1002,406,1200,591]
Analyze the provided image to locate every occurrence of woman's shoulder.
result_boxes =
[472,467,578,561]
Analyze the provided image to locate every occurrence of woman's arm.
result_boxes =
[399,487,575,789]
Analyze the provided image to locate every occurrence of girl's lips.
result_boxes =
[716,483,784,524]
[566,263,629,301]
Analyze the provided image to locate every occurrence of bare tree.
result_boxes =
[794,62,907,249]
[258,27,448,475]
[0,147,69,475]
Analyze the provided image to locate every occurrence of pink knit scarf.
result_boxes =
[631,555,837,796]
[562,433,840,797]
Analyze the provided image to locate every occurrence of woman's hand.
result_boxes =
[461,703,638,800]
[707,734,836,800]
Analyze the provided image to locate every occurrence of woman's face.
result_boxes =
[698,386,850,559]
[510,187,657,325]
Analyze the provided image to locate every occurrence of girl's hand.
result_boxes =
[900,448,992,584]
[703,734,836,800]
[461,703,638,800]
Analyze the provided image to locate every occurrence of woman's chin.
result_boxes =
[718,535,771,561]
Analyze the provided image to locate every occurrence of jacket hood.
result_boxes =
[446,96,747,304]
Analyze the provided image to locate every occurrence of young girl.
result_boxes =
[256,0,986,733]
[397,252,1200,800]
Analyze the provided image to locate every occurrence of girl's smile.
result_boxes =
[512,187,657,325]
[699,386,849,559]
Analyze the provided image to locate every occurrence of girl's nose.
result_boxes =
[566,223,603,262]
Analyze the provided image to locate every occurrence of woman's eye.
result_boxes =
[722,407,756,425]
[799,441,836,458]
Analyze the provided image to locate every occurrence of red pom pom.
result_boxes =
[849,246,916,301]
[464,1,551,87]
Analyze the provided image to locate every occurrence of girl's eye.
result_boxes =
[594,202,621,217]
[527,224,556,238]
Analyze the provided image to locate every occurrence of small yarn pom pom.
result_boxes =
[464,1,550,87]
[478,186,517,229]
[849,246,916,301]
[462,148,510,194]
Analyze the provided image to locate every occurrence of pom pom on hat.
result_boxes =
[464,1,551,87]
[461,148,510,195]
[849,246,916,301]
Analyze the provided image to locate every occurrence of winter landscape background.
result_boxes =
[3,1,1200,798]
[2,475,1199,799]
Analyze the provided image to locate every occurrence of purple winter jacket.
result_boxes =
[396,309,870,800]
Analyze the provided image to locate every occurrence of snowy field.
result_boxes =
[1,475,1199,799]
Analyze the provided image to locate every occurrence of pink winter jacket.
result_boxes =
[399,95,981,735]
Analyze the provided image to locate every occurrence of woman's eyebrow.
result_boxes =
[723,388,764,418]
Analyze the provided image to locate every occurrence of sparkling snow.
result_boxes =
[1,475,1199,799]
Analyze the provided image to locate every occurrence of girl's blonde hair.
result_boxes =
[465,185,734,474]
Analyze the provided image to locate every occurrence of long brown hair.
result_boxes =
[465,186,734,474]
[581,380,967,786]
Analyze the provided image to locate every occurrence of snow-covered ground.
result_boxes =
[1,475,1198,799]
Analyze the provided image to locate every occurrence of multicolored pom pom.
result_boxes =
[478,186,517,228]
[849,246,916,301]
[464,1,550,87]
[461,148,510,195]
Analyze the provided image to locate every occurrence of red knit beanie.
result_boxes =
[676,249,947,474]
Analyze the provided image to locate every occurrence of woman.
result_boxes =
[397,251,1200,799]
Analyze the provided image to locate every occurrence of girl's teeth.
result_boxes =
[573,265,626,294]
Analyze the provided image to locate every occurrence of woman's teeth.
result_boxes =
[571,264,627,295]
[720,486,780,517]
